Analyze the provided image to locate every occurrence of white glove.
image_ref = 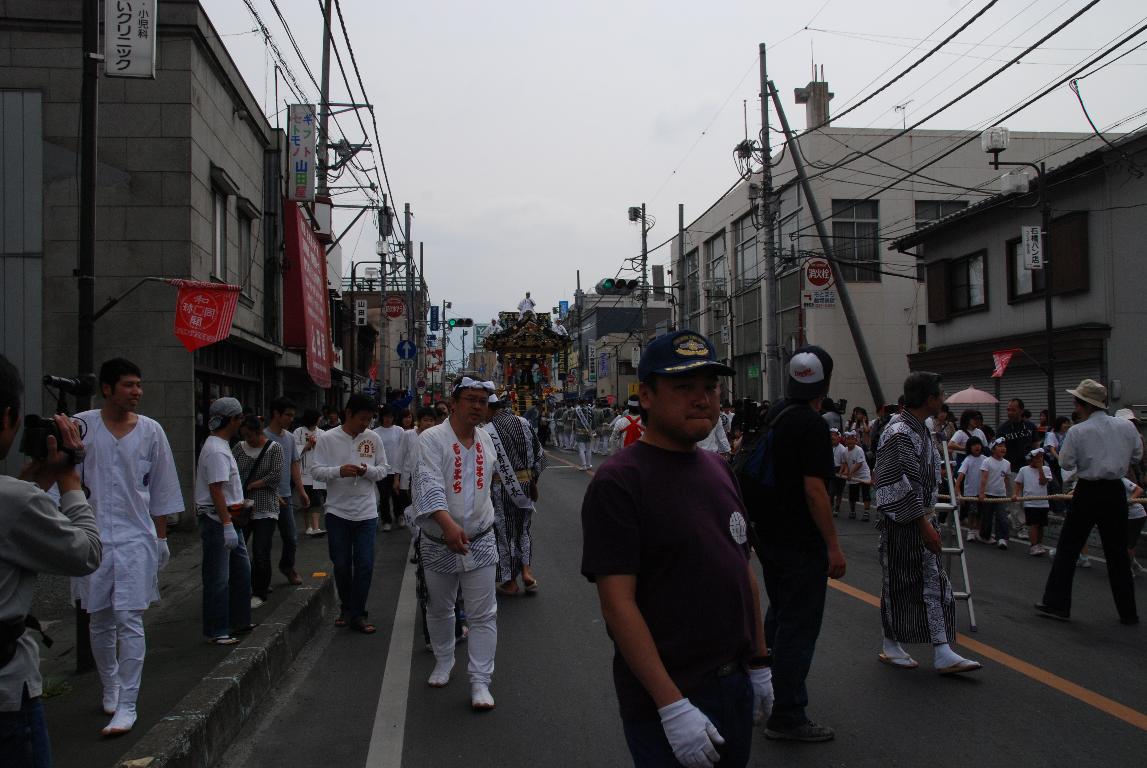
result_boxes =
[157,538,171,571]
[657,698,724,768]
[748,666,774,725]
[222,523,240,551]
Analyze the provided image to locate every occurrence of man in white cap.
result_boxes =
[610,396,644,450]
[412,377,500,710]
[1037,379,1141,625]
[875,372,982,675]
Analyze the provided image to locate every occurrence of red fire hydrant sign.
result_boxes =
[171,280,240,352]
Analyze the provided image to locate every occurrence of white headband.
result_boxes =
[453,376,495,394]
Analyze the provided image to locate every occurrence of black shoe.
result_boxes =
[1034,602,1070,621]
[764,721,835,742]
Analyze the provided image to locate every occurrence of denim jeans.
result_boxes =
[622,670,753,768]
[757,539,828,730]
[244,517,278,599]
[325,514,377,620]
[0,690,50,768]
[277,498,297,572]
[978,497,1010,542]
[198,514,253,638]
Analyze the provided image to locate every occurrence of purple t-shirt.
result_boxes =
[580,441,755,721]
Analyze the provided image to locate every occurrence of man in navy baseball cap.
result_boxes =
[637,329,736,382]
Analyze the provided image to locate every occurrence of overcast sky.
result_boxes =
[200,0,1142,360]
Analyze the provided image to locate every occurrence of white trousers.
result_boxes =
[424,565,497,685]
[577,442,592,468]
[89,608,146,707]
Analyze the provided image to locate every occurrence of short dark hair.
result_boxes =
[270,396,296,416]
[966,436,984,452]
[239,414,262,434]
[345,393,375,415]
[903,371,943,409]
[378,407,395,422]
[1010,397,1025,410]
[99,358,142,391]
[0,354,24,425]
[300,408,321,429]
[416,407,436,421]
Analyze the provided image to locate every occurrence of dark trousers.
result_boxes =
[757,540,828,730]
[0,689,50,768]
[377,476,399,524]
[243,517,278,599]
[326,514,378,620]
[1042,479,1138,622]
[198,514,252,638]
[622,670,753,768]
[276,499,297,571]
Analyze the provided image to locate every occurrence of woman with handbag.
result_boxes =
[232,416,285,608]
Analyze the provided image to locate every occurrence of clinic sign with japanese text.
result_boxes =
[104,0,157,79]
[288,105,317,202]
[282,201,333,387]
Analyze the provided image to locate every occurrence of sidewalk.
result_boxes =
[31,518,334,768]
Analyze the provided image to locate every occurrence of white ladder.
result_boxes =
[937,437,979,632]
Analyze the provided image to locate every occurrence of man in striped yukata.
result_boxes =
[486,395,546,596]
[874,371,982,675]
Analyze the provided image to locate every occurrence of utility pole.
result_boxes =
[75,0,100,675]
[404,203,413,395]
[316,0,333,199]
[677,204,685,332]
[576,270,584,397]
[640,203,649,345]
[759,43,782,404]
[770,80,886,408]
[419,243,424,400]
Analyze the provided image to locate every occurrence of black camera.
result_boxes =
[19,415,63,460]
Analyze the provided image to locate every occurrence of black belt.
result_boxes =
[422,524,495,545]
[715,661,744,678]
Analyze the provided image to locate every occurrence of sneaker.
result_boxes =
[382,523,393,532]
[1035,602,1070,621]
[1029,545,1047,556]
[310,528,326,538]
[1077,555,1091,569]
[997,539,1008,550]
[764,720,835,742]
[304,527,316,536]
[965,530,978,543]
[250,596,265,609]
[985,537,997,545]
[862,512,871,522]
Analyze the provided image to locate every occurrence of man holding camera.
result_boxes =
[71,359,183,736]
[0,354,103,766]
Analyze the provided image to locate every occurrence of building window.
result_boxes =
[704,232,728,352]
[212,189,228,279]
[684,249,700,325]
[238,216,254,295]
[831,200,880,282]
[915,199,968,226]
[778,269,802,351]
[733,213,761,289]
[1006,237,1046,301]
[948,250,986,313]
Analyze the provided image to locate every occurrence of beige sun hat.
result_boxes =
[1065,378,1107,410]
[1114,407,1140,423]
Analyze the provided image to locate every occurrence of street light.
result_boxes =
[982,126,1056,423]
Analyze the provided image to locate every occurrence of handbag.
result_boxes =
[235,441,272,529]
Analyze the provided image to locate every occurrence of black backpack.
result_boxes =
[732,403,801,493]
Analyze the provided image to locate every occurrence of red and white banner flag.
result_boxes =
[991,348,1020,378]
[171,280,241,352]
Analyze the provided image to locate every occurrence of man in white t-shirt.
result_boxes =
[842,431,871,521]
[374,407,406,532]
[195,397,251,646]
[830,429,846,517]
[292,408,326,538]
[1014,448,1054,556]
[312,394,390,634]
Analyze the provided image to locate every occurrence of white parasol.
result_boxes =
[944,385,998,406]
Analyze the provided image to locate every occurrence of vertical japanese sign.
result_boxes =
[104,0,158,79]
[287,105,317,202]
[1021,225,1043,270]
[599,352,609,379]
[282,201,333,388]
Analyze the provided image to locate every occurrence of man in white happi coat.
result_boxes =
[413,377,500,710]
[72,358,183,736]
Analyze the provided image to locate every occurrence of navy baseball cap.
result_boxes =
[637,330,735,382]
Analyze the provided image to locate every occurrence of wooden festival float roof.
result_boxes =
[482,311,570,355]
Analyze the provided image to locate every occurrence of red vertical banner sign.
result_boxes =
[171,280,241,352]
[282,200,333,388]
[991,348,1020,378]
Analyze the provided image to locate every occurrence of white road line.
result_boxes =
[365,543,418,768]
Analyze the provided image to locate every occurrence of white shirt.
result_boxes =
[1059,411,1143,481]
[1123,478,1145,520]
[194,435,243,517]
[311,427,389,521]
[843,445,870,483]
[957,454,986,497]
[697,422,730,454]
[70,411,182,612]
[950,428,987,455]
[980,456,1012,497]
[293,426,326,490]
[398,428,421,490]
[1016,465,1053,508]
[832,443,847,470]
[517,296,536,314]
[374,425,406,477]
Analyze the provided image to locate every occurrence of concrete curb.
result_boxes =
[114,578,334,768]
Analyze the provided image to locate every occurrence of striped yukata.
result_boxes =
[486,409,546,583]
[875,411,956,645]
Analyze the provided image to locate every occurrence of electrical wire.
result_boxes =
[1068,78,1145,177]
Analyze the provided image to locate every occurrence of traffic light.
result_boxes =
[595,278,639,296]
[447,318,474,328]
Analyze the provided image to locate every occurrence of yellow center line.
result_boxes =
[828,579,1147,732]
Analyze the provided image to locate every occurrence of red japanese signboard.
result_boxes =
[283,200,333,388]
[805,258,834,288]
[171,280,240,352]
[991,348,1019,379]
[384,297,406,320]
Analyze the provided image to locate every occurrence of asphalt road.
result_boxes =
[219,446,1146,768]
